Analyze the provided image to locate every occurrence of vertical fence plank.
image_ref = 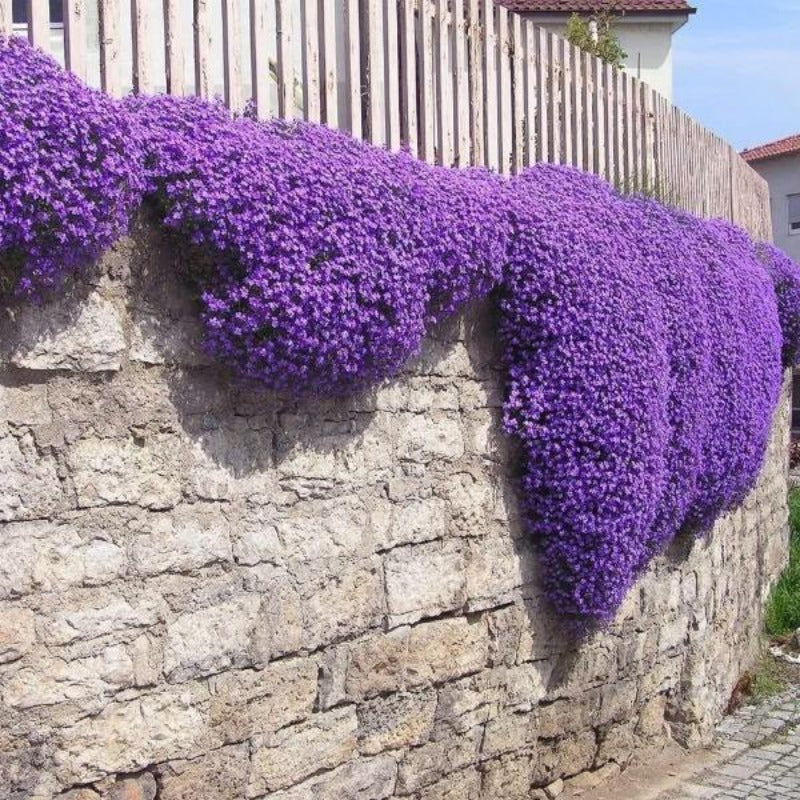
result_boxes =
[454,0,469,165]
[535,27,548,163]
[484,0,498,171]
[27,0,50,49]
[400,0,418,156]
[593,57,605,179]
[560,39,574,166]
[366,0,385,146]
[0,1,11,37]
[64,0,88,81]
[249,0,272,118]
[572,45,584,169]
[548,33,564,164]
[222,0,244,111]
[468,0,484,166]
[524,20,536,167]
[420,0,435,163]
[632,76,643,187]
[497,5,511,174]
[99,0,122,96]
[582,50,594,174]
[320,0,338,127]
[436,0,454,165]
[277,0,296,118]
[194,0,212,99]
[131,0,152,93]
[163,0,185,96]
[344,0,361,137]
[614,68,625,188]
[643,84,655,188]
[302,0,321,121]
[511,11,524,173]
[386,0,400,150]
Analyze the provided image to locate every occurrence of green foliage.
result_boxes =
[748,651,787,704]
[614,175,679,207]
[566,12,627,68]
[765,489,800,636]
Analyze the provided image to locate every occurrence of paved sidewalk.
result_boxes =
[658,690,800,800]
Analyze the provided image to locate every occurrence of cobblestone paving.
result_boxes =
[660,689,800,799]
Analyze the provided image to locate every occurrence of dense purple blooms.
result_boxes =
[0,37,142,297]
[758,242,800,367]
[3,38,799,620]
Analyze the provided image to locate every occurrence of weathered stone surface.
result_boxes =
[129,507,232,576]
[54,687,210,784]
[207,657,317,742]
[164,595,261,682]
[248,706,358,794]
[358,691,437,754]
[0,242,789,799]
[0,607,35,663]
[6,293,125,372]
[158,744,249,800]
[103,773,157,800]
[265,756,397,800]
[384,541,466,626]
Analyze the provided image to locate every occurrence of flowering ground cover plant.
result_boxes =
[0,37,142,298]
[3,38,800,621]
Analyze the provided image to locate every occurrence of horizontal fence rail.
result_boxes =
[0,0,771,239]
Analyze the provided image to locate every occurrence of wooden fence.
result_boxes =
[0,0,771,239]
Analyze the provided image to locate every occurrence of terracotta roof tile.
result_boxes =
[497,0,694,13]
[741,134,800,164]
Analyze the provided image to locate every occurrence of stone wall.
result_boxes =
[0,220,790,800]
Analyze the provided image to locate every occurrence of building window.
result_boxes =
[790,194,800,237]
[12,1,64,24]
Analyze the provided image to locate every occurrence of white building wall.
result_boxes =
[532,19,677,100]
[751,154,800,261]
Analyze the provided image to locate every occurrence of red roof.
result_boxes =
[741,134,800,164]
[497,0,695,13]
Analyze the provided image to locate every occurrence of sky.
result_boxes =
[673,0,800,151]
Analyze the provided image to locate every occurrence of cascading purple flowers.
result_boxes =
[0,37,142,297]
[3,38,800,621]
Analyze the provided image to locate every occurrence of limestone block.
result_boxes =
[68,434,183,510]
[480,753,535,800]
[417,767,482,800]
[3,644,135,709]
[276,496,370,562]
[129,310,211,367]
[164,595,261,682]
[248,706,358,794]
[346,627,410,699]
[54,687,211,784]
[395,727,482,794]
[384,540,466,626]
[7,293,126,372]
[0,431,61,521]
[371,496,450,551]
[482,712,535,759]
[0,383,51,425]
[266,756,397,800]
[298,558,384,651]
[0,607,35,663]
[41,594,162,647]
[103,774,157,800]
[357,690,437,755]
[158,744,250,800]
[396,412,464,463]
[207,657,317,742]
[465,534,524,611]
[129,507,233,576]
[405,617,489,689]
